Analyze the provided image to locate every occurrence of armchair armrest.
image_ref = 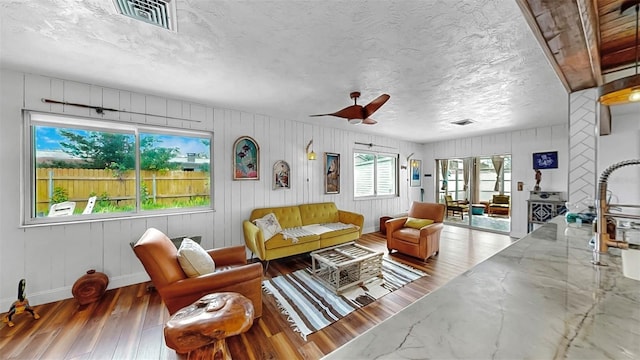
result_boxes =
[161,262,263,298]
[385,217,408,234]
[243,220,266,260]
[206,245,247,266]
[420,222,443,237]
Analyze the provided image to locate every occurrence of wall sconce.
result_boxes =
[401,152,415,169]
[306,139,317,160]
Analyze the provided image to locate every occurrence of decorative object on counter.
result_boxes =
[564,200,597,226]
[233,136,259,180]
[534,169,541,191]
[2,279,40,327]
[72,269,109,305]
[164,292,254,359]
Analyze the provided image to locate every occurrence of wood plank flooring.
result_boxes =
[0,226,515,359]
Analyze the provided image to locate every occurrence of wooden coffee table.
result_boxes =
[310,242,383,294]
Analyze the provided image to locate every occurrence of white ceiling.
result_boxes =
[0,0,569,143]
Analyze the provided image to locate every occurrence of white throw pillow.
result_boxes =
[177,238,215,278]
[253,212,282,241]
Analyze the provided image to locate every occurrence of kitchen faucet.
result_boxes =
[592,159,640,265]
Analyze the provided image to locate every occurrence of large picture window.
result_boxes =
[353,151,398,198]
[26,112,212,224]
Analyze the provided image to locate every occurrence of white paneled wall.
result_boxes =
[0,69,423,309]
[598,111,640,213]
[422,124,569,238]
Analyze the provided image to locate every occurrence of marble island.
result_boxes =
[324,217,640,359]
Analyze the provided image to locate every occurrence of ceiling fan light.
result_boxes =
[348,118,362,125]
[629,89,640,102]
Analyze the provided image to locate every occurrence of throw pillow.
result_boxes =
[404,217,434,229]
[253,212,282,241]
[177,238,215,278]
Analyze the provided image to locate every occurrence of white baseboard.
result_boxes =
[0,272,151,310]
[363,225,376,234]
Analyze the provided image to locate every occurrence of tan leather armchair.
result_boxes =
[132,228,263,317]
[386,202,446,261]
[488,194,510,216]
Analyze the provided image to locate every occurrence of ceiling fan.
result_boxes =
[310,92,390,125]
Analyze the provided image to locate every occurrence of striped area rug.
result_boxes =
[262,257,427,339]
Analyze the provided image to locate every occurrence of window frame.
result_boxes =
[22,111,214,226]
[353,150,399,200]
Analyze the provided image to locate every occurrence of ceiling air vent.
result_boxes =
[113,0,177,31]
[451,119,474,126]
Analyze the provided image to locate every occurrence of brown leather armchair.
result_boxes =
[386,202,446,261]
[132,228,263,317]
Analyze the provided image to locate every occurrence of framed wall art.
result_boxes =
[233,136,259,180]
[410,159,422,187]
[324,152,340,194]
[273,160,290,189]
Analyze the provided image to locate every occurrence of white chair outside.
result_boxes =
[82,196,97,215]
[48,201,76,217]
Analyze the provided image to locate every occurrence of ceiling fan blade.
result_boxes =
[362,118,377,125]
[311,105,363,119]
[362,94,390,118]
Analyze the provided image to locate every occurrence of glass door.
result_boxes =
[437,155,511,233]
[436,158,470,226]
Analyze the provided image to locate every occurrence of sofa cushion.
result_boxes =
[264,232,319,250]
[253,212,282,241]
[177,238,215,277]
[318,225,359,239]
[392,228,421,244]
[404,217,434,229]
[299,202,340,225]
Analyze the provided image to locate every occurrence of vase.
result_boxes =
[72,269,109,305]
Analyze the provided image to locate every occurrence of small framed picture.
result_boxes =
[325,152,340,194]
[273,160,290,190]
[233,136,259,180]
[410,159,421,187]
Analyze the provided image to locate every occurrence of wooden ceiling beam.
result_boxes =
[516,0,599,92]
[516,0,571,92]
[577,0,604,85]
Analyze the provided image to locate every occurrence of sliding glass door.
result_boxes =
[436,155,511,233]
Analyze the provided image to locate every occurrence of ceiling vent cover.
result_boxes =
[451,119,474,126]
[113,0,177,31]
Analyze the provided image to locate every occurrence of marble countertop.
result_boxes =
[324,217,640,359]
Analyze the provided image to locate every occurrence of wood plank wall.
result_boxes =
[0,69,423,309]
[0,68,569,310]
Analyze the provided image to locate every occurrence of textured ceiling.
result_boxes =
[0,0,569,143]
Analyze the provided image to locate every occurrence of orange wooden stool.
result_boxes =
[164,292,254,360]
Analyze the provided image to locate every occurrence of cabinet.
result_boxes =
[527,191,566,232]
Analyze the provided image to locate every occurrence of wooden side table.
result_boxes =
[379,216,392,235]
[164,292,254,360]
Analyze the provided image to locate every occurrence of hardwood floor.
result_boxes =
[0,226,514,360]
